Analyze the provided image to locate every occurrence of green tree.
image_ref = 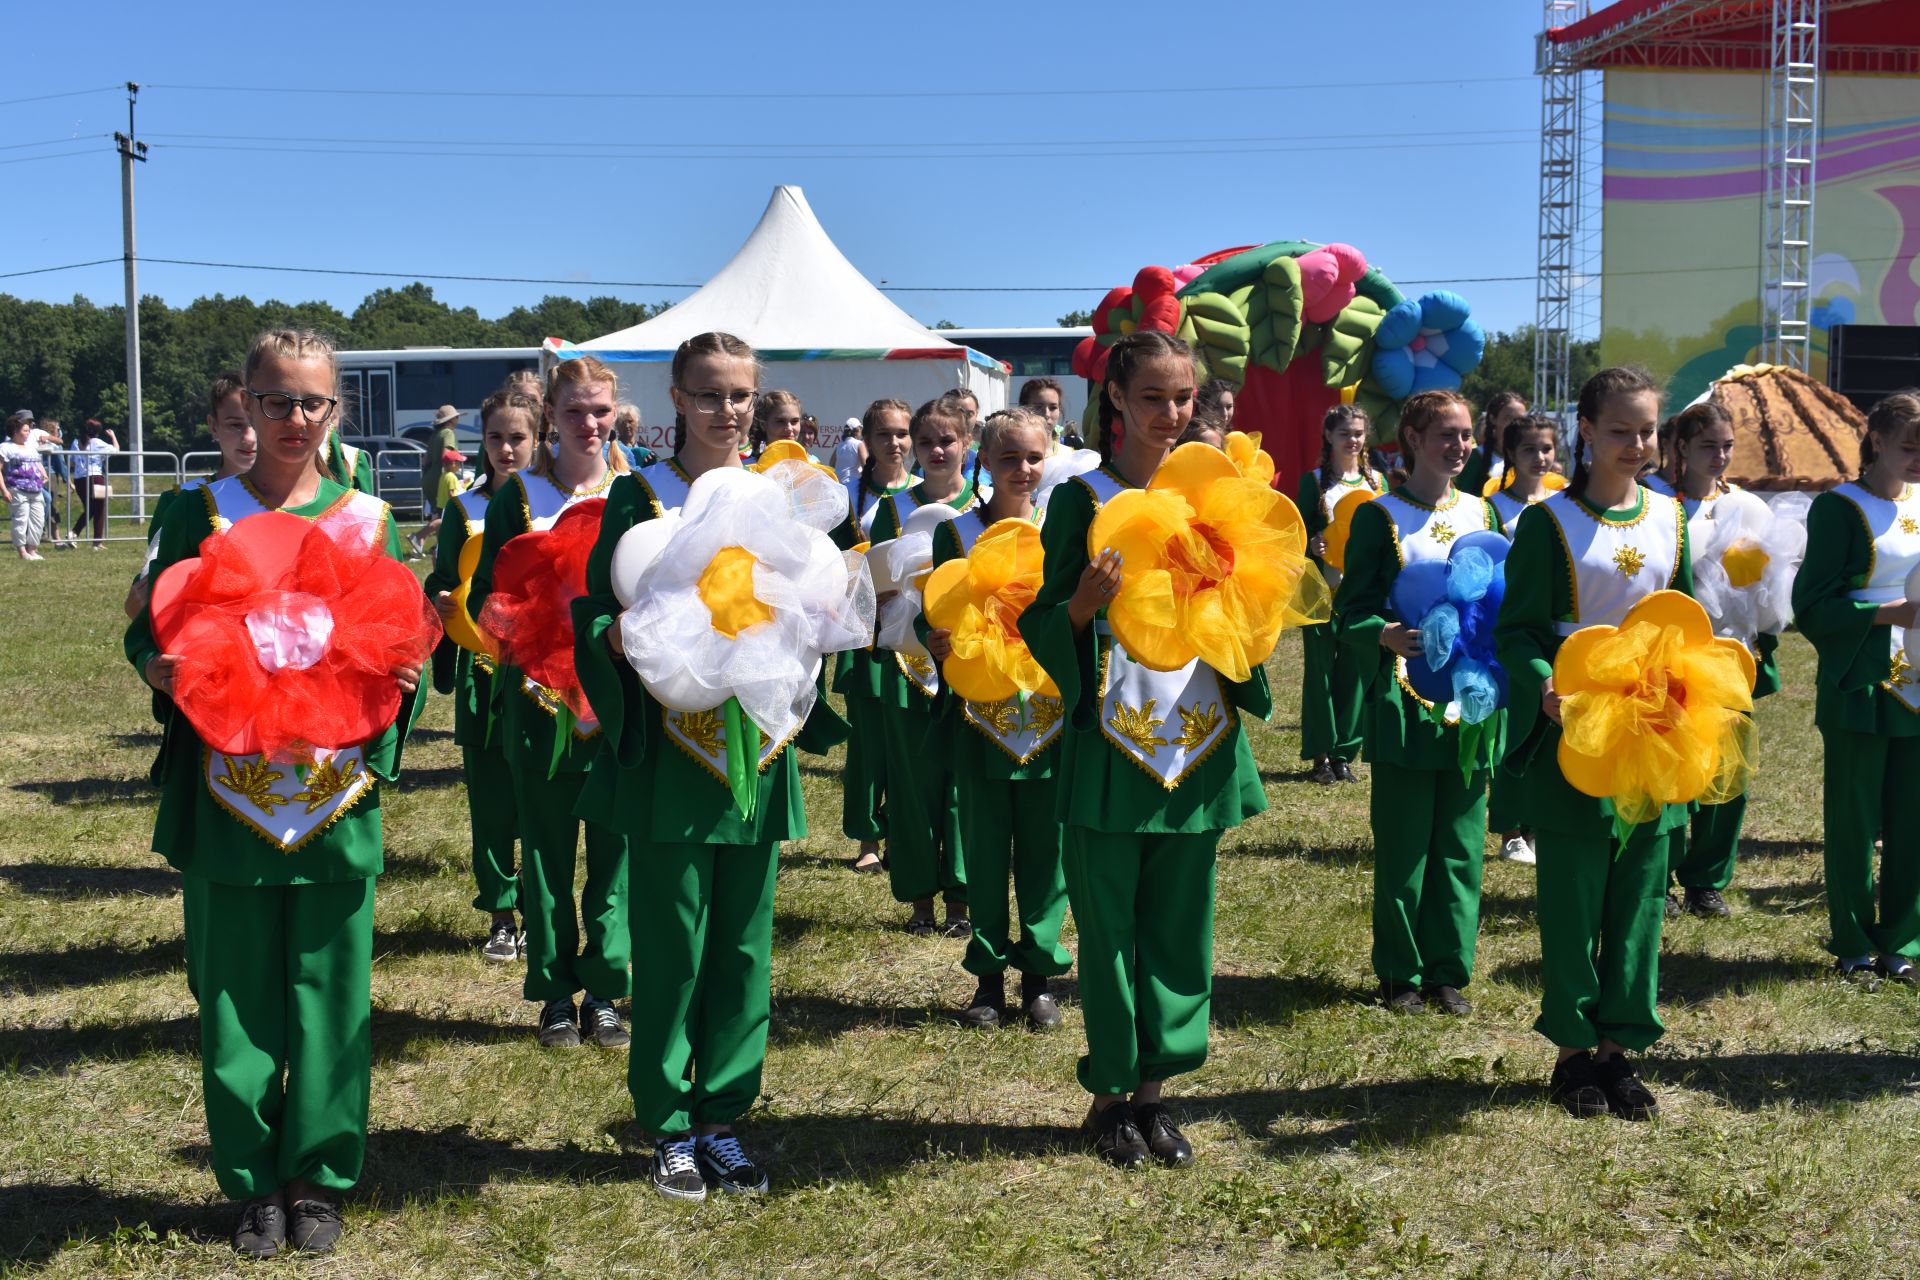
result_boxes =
[1056,309,1093,328]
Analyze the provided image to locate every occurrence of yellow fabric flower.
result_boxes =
[444,532,497,659]
[748,439,835,479]
[1323,488,1373,573]
[1088,435,1331,681]
[923,517,1058,702]
[1554,590,1757,828]
[1222,429,1275,488]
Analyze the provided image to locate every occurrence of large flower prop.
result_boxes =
[751,439,836,481]
[1687,488,1806,653]
[1553,591,1757,831]
[478,498,605,722]
[613,464,874,813]
[1087,433,1331,682]
[1386,530,1511,771]
[923,517,1059,703]
[869,502,963,657]
[1323,488,1374,573]
[442,532,497,659]
[151,510,440,761]
[1371,291,1487,399]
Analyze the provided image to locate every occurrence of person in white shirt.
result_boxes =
[67,418,119,550]
[831,417,865,484]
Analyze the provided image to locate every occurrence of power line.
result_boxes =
[0,147,101,167]
[0,135,105,152]
[145,74,1536,103]
[0,257,121,280]
[0,85,121,108]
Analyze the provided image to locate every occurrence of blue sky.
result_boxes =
[1,0,1550,337]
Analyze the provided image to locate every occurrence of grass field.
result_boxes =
[2,539,1917,1278]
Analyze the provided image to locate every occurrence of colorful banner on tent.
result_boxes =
[1601,70,1920,407]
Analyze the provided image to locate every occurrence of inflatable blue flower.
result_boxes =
[1371,290,1487,399]
[1386,529,1509,727]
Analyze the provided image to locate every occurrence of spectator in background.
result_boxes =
[612,402,655,469]
[1018,377,1067,445]
[1177,406,1226,450]
[415,405,462,551]
[831,416,865,484]
[24,414,67,547]
[67,418,118,550]
[408,448,470,559]
[750,389,804,459]
[1,412,49,560]
[1196,378,1236,430]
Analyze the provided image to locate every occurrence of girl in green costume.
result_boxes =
[126,328,429,1258]
[1790,391,1920,983]
[836,398,915,874]
[1299,403,1384,785]
[1485,413,1561,866]
[425,389,536,961]
[469,357,632,1050]
[873,396,981,935]
[1458,389,1527,498]
[924,407,1071,1029]
[573,331,851,1201]
[127,372,257,620]
[1495,366,1690,1122]
[1655,402,1780,919]
[1020,330,1271,1171]
[1336,389,1503,1018]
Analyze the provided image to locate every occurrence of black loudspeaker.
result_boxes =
[1828,324,1920,411]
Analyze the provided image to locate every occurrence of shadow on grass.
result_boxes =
[390,766,465,792]
[767,991,944,1045]
[1226,834,1373,868]
[1734,837,1822,862]
[1737,878,1826,916]
[107,730,161,748]
[9,776,151,808]
[1657,950,1818,1000]
[405,726,457,744]
[0,1182,228,1269]
[1257,767,1324,787]
[1655,1049,1920,1111]
[1212,971,1365,1026]
[0,861,182,899]
[1197,1077,1533,1157]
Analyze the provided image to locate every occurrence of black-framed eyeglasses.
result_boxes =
[685,389,756,414]
[248,389,339,421]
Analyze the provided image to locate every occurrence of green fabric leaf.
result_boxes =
[723,696,757,821]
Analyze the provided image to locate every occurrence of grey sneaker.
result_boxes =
[482,921,517,962]
[581,995,629,1048]
[537,997,581,1048]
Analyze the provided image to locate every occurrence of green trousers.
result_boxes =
[881,699,965,906]
[182,875,205,999]
[464,741,520,913]
[1062,827,1217,1095]
[627,840,778,1135]
[1299,621,1365,764]
[184,874,374,1201]
[514,768,630,1003]
[1534,822,1671,1051]
[1820,728,1920,959]
[1369,760,1488,990]
[1668,794,1745,893]
[840,693,888,843]
[1487,769,1523,835]
[960,773,1071,979]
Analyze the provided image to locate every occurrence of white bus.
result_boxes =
[335,346,544,449]
[933,327,1091,428]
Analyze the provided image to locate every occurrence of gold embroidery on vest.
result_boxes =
[290,756,362,814]
[1889,650,1914,690]
[1172,701,1223,750]
[1027,695,1063,737]
[213,756,288,813]
[1614,545,1646,578]
[1902,516,1919,536]
[1107,699,1169,755]
[976,698,1020,736]
[1430,521,1457,545]
[673,708,725,755]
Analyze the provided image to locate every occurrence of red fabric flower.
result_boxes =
[151,509,440,760]
[478,498,605,721]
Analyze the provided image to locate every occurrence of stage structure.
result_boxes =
[1535,0,1920,413]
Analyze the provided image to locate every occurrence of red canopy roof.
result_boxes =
[1547,0,1920,74]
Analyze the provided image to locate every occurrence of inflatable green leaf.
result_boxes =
[1174,291,1250,386]
[1323,295,1385,389]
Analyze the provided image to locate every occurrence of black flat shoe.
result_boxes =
[904,914,938,937]
[1308,759,1338,786]
[963,972,1004,1027]
[1548,1051,1610,1118]
[1132,1102,1193,1168]
[287,1198,342,1253]
[1422,984,1472,1017]
[942,914,973,939]
[1684,887,1732,918]
[1595,1053,1659,1121]
[1020,971,1063,1030]
[1336,760,1361,784]
[1664,893,1682,920]
[1380,982,1424,1014]
[231,1198,286,1258]
[1085,1100,1150,1170]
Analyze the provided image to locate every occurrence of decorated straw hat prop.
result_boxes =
[1323,488,1374,573]
[150,510,441,761]
[1687,487,1806,653]
[1552,590,1756,838]
[612,463,874,817]
[441,532,497,660]
[923,516,1059,703]
[1086,430,1331,682]
[869,502,962,657]
[478,499,606,746]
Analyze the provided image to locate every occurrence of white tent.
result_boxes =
[546,185,1007,448]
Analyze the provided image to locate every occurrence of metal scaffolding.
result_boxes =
[1534,0,1586,421]
[1761,0,1822,369]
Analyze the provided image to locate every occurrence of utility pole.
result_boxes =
[113,82,149,517]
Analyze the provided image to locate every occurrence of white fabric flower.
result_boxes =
[1690,488,1806,652]
[614,465,874,746]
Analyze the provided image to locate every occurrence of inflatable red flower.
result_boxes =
[1071,265,1185,384]
[150,510,440,761]
[478,498,605,721]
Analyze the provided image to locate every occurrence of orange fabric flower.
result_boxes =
[923,517,1058,703]
[1088,432,1330,681]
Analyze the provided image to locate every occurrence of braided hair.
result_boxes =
[476,388,542,496]
[1318,403,1377,500]
[1570,366,1662,499]
[972,406,1047,495]
[1097,330,1195,465]
[1862,391,1920,476]
[1665,401,1731,496]
[669,331,759,457]
[1395,389,1472,485]
[1498,412,1561,493]
[855,397,913,521]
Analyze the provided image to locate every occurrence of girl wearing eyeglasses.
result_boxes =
[573,330,851,1201]
[468,357,633,1053]
[124,328,432,1258]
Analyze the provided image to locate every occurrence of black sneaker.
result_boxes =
[942,913,973,939]
[1423,984,1472,1017]
[1020,971,1063,1030]
[1380,982,1424,1014]
[904,913,938,937]
[1085,1100,1150,1171]
[287,1198,343,1253]
[581,995,629,1048]
[230,1198,286,1258]
[651,1136,706,1202]
[1308,759,1338,786]
[482,920,518,962]
[1664,893,1682,920]
[696,1133,770,1195]
[1132,1102,1193,1168]
[1684,887,1732,918]
[1336,760,1361,784]
[1547,1051,1611,1118]
[963,972,1004,1027]
[1595,1054,1659,1121]
[537,997,581,1048]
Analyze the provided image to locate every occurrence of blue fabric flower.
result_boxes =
[1372,290,1487,399]
[1393,540,1509,726]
